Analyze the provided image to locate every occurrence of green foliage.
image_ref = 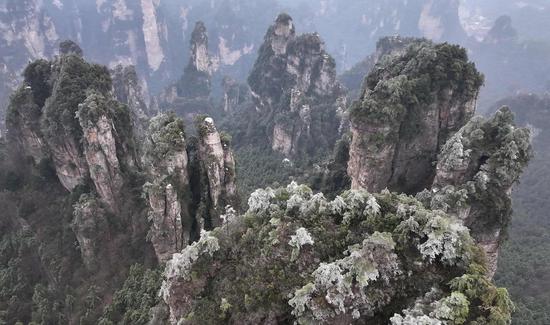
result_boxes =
[22,59,52,108]
[99,265,163,325]
[351,41,484,127]
[143,113,186,163]
[42,54,112,142]
[160,183,510,324]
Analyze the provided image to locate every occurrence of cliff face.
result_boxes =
[197,117,238,228]
[6,43,142,263]
[348,41,483,194]
[142,114,238,262]
[344,40,531,276]
[418,107,531,276]
[143,114,191,263]
[248,14,347,156]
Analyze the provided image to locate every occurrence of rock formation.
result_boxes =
[248,13,347,156]
[177,21,217,99]
[160,183,515,324]
[418,107,532,276]
[111,64,152,138]
[196,116,238,228]
[142,113,238,262]
[6,42,141,264]
[158,21,219,119]
[344,39,531,276]
[348,40,484,194]
[143,114,191,263]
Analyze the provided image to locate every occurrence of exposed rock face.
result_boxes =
[72,194,110,272]
[160,183,515,324]
[418,107,532,276]
[142,114,238,262]
[7,43,138,207]
[78,93,127,212]
[177,22,216,99]
[111,64,152,125]
[143,114,191,263]
[348,41,484,194]
[222,76,249,113]
[197,116,238,227]
[248,13,346,156]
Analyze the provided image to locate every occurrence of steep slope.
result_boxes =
[0,43,240,324]
[348,40,483,194]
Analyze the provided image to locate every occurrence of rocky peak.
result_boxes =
[7,43,138,208]
[197,116,238,227]
[348,40,484,194]
[268,13,296,55]
[177,21,216,99]
[142,113,238,262]
[247,13,346,157]
[59,40,83,57]
[190,21,211,73]
[418,106,532,276]
[484,15,518,44]
[143,114,191,263]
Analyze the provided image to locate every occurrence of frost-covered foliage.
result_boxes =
[160,183,512,324]
[418,107,532,273]
[290,232,400,323]
[288,227,314,261]
[397,213,473,266]
[142,113,186,165]
[163,230,219,283]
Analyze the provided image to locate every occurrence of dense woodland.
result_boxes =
[0,1,549,324]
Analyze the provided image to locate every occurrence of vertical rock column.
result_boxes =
[348,41,483,194]
[420,107,532,276]
[143,114,191,262]
[197,116,238,228]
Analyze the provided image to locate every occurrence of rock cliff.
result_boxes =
[142,113,238,262]
[177,21,216,99]
[418,107,531,276]
[197,116,238,227]
[160,183,515,324]
[247,13,347,156]
[143,114,191,263]
[348,40,484,194]
[111,64,152,139]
